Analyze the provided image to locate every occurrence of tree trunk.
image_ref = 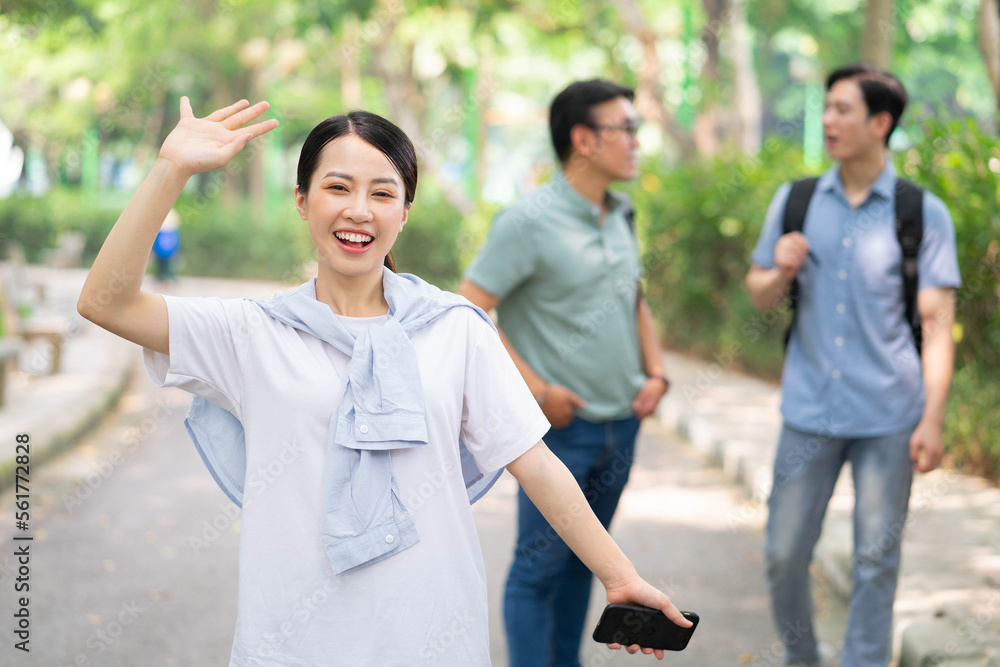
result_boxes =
[369,0,474,215]
[861,0,894,69]
[700,0,722,81]
[245,70,267,210]
[340,16,363,109]
[727,0,762,153]
[612,0,698,158]
[693,0,723,156]
[981,0,1000,113]
[692,111,719,156]
[134,87,169,168]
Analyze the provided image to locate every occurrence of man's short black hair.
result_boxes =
[826,63,908,147]
[549,79,635,163]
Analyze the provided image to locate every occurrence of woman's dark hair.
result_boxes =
[296,110,417,272]
[549,79,635,163]
[826,64,908,147]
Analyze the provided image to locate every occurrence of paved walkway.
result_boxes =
[0,265,997,665]
[659,352,1000,666]
[0,267,135,491]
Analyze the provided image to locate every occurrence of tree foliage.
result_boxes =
[2,0,994,188]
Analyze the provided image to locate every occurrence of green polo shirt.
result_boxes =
[464,171,645,422]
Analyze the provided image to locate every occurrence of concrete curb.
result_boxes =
[0,269,295,497]
[657,350,999,667]
[0,329,136,494]
[898,621,991,667]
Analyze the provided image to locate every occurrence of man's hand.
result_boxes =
[540,384,586,429]
[632,376,668,420]
[910,418,944,473]
[774,231,811,283]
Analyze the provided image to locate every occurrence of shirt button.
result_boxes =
[832,369,842,379]
[385,534,394,544]
[839,270,847,280]
[837,303,845,313]
[842,237,852,247]
[359,425,369,434]
[835,337,844,347]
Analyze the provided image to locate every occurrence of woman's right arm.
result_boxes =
[77,97,278,354]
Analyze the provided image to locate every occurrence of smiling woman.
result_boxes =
[75,96,688,666]
[293,111,419,290]
[293,117,415,315]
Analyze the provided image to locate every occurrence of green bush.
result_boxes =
[629,140,810,379]
[0,189,117,264]
[901,116,1000,476]
[172,197,312,282]
[947,364,1000,480]
[390,188,465,291]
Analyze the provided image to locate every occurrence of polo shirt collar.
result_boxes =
[554,170,627,225]
[819,160,898,202]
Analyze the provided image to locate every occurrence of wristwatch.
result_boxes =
[535,385,548,405]
[648,374,670,392]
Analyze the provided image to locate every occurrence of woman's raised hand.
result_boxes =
[158,97,279,178]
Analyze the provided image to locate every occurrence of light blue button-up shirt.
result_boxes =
[752,162,961,438]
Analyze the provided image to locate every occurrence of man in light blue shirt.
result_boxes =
[460,79,671,667]
[747,64,961,667]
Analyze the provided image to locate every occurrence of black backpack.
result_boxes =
[782,177,924,355]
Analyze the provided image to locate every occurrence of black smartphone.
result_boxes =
[592,604,699,651]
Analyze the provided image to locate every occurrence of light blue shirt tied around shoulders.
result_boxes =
[183,268,501,575]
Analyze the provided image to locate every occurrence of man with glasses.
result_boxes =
[459,79,671,666]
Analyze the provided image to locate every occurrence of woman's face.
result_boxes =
[295,134,409,281]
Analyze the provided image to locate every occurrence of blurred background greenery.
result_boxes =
[0,0,997,478]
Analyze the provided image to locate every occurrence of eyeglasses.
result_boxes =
[587,119,642,137]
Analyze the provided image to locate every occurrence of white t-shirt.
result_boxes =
[144,295,550,666]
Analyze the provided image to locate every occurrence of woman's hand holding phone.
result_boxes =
[593,604,699,654]
[601,576,694,659]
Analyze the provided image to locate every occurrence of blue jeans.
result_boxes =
[504,415,640,667]
[764,424,915,666]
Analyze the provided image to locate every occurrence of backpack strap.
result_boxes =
[619,197,643,308]
[894,179,924,355]
[781,178,820,348]
[624,201,635,235]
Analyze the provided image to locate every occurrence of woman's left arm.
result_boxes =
[506,441,691,660]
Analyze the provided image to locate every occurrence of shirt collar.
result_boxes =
[553,170,627,225]
[869,160,898,200]
[818,160,898,202]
